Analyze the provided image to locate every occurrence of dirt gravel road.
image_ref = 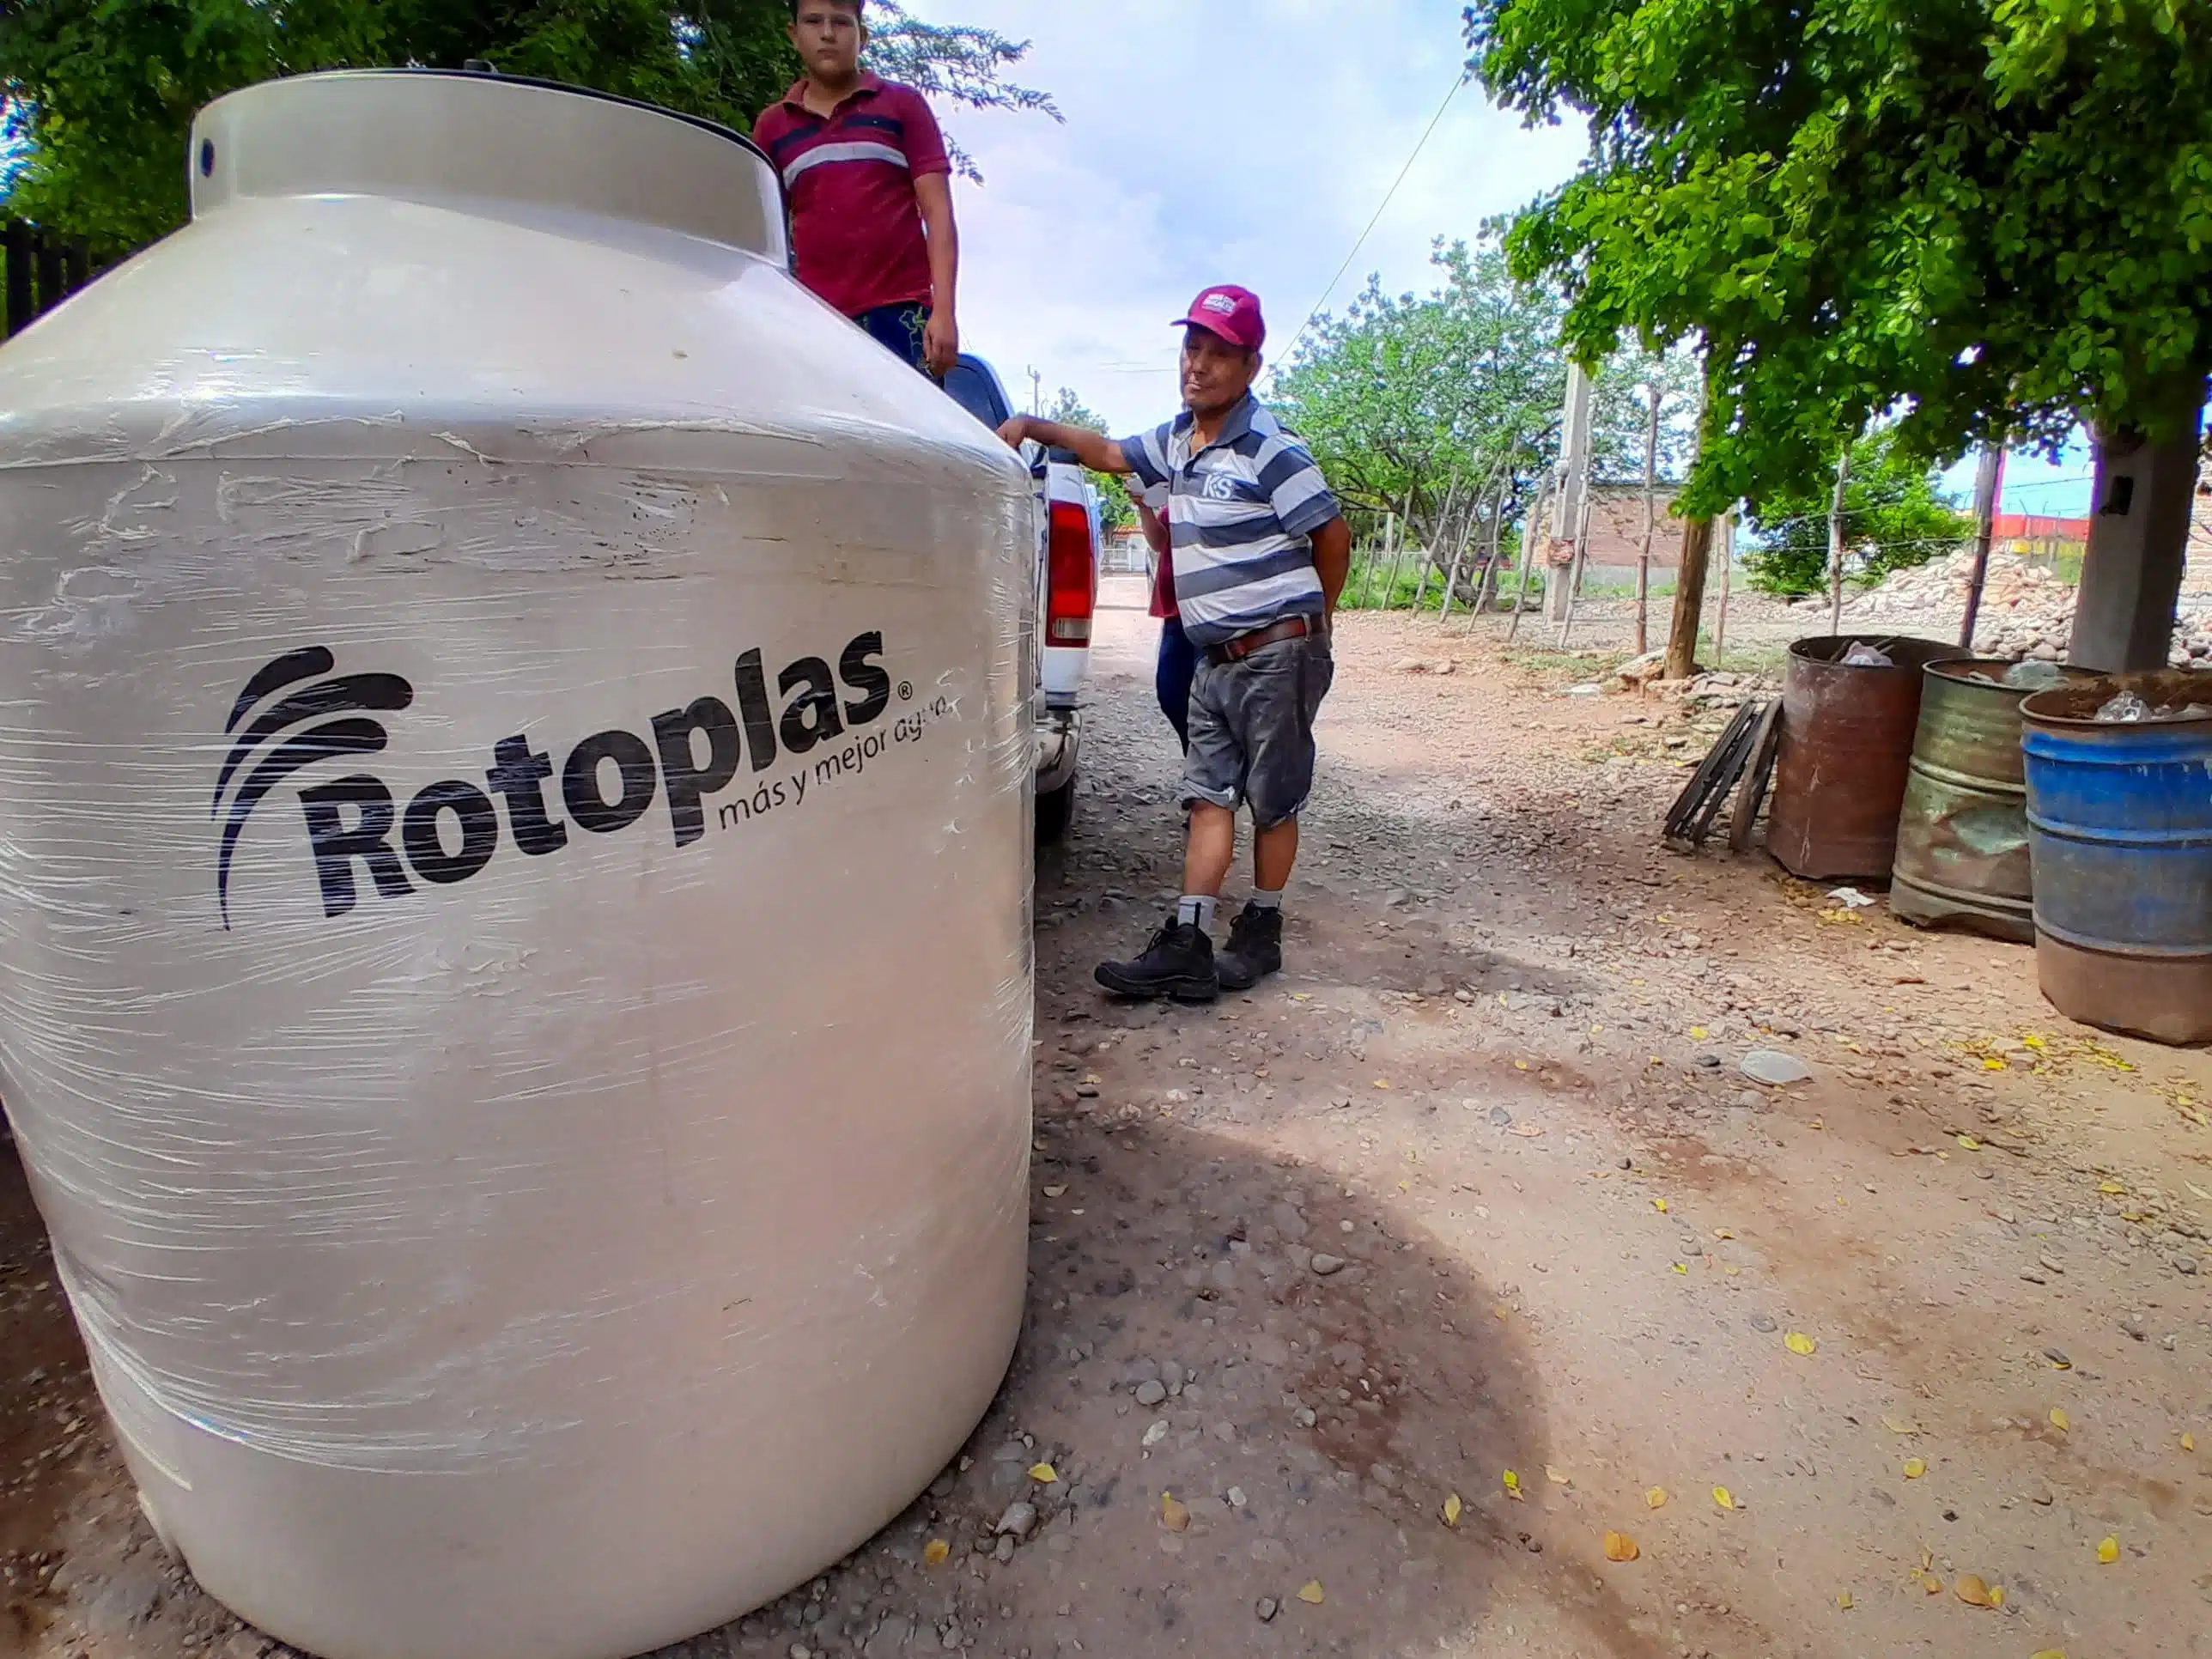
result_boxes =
[5,587,2209,1659]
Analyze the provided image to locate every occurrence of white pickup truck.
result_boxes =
[942,355,1097,838]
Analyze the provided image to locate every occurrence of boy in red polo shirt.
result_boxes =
[754,0,960,376]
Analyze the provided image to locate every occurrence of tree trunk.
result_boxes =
[1635,382,1661,655]
[1826,445,1852,635]
[1662,517,1716,679]
[2069,382,2206,672]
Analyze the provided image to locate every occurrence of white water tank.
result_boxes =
[0,70,1033,1659]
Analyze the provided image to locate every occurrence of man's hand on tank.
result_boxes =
[996,416,1032,450]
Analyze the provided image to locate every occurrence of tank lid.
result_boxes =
[189,70,787,262]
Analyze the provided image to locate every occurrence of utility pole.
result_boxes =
[1826,443,1854,635]
[1635,380,1661,655]
[1959,443,2007,651]
[1714,508,1736,664]
[1545,362,1595,623]
[1029,367,1043,416]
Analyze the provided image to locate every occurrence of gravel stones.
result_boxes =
[1133,1379,1166,1407]
[994,1502,1037,1540]
[1310,1253,1347,1276]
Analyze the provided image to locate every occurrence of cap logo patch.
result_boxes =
[1201,293,1238,315]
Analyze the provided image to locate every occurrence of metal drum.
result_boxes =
[1768,635,1957,883]
[1892,660,2093,941]
[2021,671,2212,1045]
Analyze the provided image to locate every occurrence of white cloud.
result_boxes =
[911,0,1588,432]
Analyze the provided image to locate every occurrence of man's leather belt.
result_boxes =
[1206,615,1317,667]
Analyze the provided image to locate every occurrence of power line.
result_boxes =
[1274,69,1468,372]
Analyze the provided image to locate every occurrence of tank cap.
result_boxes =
[462,59,498,74]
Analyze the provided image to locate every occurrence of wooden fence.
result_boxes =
[3,221,100,338]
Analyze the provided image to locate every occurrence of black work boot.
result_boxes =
[1216,902,1284,993]
[1096,915,1218,1002]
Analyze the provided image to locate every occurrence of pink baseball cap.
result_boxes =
[1175,284,1266,351]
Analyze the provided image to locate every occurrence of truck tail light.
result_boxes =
[1046,500,1095,644]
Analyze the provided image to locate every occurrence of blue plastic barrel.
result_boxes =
[2021,671,2212,1045]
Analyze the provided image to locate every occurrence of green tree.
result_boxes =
[1044,387,1133,533]
[0,0,1053,255]
[1742,428,1970,596]
[1269,234,1569,559]
[1466,0,2212,550]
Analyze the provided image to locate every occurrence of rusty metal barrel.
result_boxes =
[1891,659,2094,941]
[1768,635,1957,883]
[2021,671,2212,1045]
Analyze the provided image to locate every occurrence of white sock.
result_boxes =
[1176,895,1217,930]
[1249,889,1284,912]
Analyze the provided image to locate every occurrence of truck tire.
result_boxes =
[1036,776,1077,842]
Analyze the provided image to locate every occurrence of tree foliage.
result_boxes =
[1590,345,1701,485]
[1467,0,2212,514]
[0,0,1053,254]
[1044,387,1133,533]
[1742,427,1970,596]
[1268,235,1569,556]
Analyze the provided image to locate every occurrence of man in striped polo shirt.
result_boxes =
[998,285,1352,1000]
[754,1,960,376]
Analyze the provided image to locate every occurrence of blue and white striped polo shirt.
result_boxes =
[1117,397,1342,648]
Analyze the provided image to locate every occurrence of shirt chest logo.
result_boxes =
[1197,466,1244,502]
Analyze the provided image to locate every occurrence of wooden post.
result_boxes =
[1714,511,1735,665]
[1505,485,1550,642]
[3,221,32,337]
[33,231,61,320]
[1662,516,1715,679]
[1377,512,1403,610]
[1826,444,1853,635]
[1959,443,2005,651]
[1635,381,1661,655]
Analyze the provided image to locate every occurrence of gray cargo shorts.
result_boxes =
[1180,629,1334,830]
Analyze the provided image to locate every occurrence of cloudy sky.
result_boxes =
[915,0,2096,515]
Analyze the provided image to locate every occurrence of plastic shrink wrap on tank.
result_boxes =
[0,70,1034,1659]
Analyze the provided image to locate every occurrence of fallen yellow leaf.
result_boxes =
[2031,1651,2067,1659]
[1785,1332,1819,1357]
[2050,1408,2070,1433]
[1690,1026,1709,1040]
[1672,1262,1688,1275]
[1989,1587,2005,1608]
[2097,1535,2118,1565]
[1372,1079,1392,1090]
[923,1538,950,1566]
[1903,1458,1926,1480]
[2100,1179,2126,1195]
[1297,1581,1325,1605]
[1982,1057,2006,1071]
[1160,1493,1190,1533]
[2185,1433,2197,1454]
[1442,1492,1463,1528]
[1503,1469,1524,1500]
[1645,1486,1668,1510]
[1514,1060,1529,1071]
[1836,1589,1852,1610]
[1955,1573,1996,1608]
[1714,1227,1735,1240]
[1029,1462,1058,1483]
[1921,1574,1944,1596]
[1603,1531,1640,1563]
[1711,1486,1735,1510]
[1546,1466,1571,1486]
[1956,1134,1981,1151]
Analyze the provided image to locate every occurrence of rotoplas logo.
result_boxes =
[214,632,896,926]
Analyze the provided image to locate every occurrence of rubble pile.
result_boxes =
[1841,549,2212,666]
